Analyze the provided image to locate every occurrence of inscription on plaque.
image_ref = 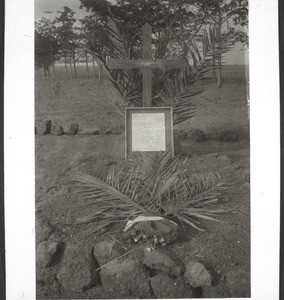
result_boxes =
[131,113,166,151]
[125,107,174,159]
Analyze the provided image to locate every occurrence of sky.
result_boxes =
[35,0,91,22]
[35,0,117,21]
[35,0,248,64]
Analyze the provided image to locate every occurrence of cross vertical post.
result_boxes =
[142,23,152,107]
[107,23,186,107]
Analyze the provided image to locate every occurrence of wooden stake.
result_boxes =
[142,23,152,107]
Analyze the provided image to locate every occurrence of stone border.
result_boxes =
[35,120,249,143]
[35,120,124,136]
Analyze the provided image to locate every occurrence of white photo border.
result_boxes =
[4,0,280,299]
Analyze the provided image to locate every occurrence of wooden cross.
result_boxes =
[107,23,186,107]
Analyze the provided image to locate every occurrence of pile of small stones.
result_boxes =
[36,213,250,298]
[175,128,250,143]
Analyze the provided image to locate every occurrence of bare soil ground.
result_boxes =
[35,65,250,299]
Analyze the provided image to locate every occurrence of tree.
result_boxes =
[35,18,59,77]
[55,6,78,79]
[79,0,203,42]
[78,0,247,115]
[76,31,94,79]
[79,0,212,89]
[79,14,108,80]
[193,0,248,87]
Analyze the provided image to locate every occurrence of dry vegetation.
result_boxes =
[35,64,250,299]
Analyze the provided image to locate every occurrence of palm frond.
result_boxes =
[72,151,231,232]
[83,17,234,124]
[154,24,234,125]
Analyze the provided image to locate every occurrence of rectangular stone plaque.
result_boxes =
[125,107,174,159]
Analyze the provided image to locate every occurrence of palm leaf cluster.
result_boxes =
[84,15,143,107]
[71,151,230,232]
[155,26,234,125]
[83,14,234,124]
[106,17,143,106]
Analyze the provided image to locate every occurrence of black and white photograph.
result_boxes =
[4,0,281,299]
[34,0,250,298]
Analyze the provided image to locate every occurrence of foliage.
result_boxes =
[83,15,142,107]
[79,0,248,44]
[35,18,59,71]
[35,1,248,81]
[72,150,231,232]
[193,0,248,43]
[55,6,77,50]
[54,6,79,72]
[155,25,234,124]
[81,13,234,123]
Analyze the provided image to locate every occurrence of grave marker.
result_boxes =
[125,107,173,159]
[107,23,186,107]
[107,23,184,158]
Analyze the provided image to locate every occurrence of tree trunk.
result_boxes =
[212,42,216,81]
[216,15,222,88]
[98,62,103,83]
[43,67,46,78]
[52,65,55,78]
[73,53,77,78]
[47,67,50,78]
[64,55,69,79]
[92,56,96,79]
[86,53,90,79]
[69,57,73,79]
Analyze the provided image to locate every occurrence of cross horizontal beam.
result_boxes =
[107,59,186,70]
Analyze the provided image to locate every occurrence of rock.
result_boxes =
[174,134,183,155]
[206,132,221,141]
[36,213,54,244]
[184,261,212,288]
[37,262,58,287]
[67,123,79,135]
[186,129,206,142]
[150,273,193,298]
[100,258,151,298]
[36,241,62,267]
[225,266,250,297]
[43,120,52,135]
[143,249,182,276]
[93,241,124,267]
[203,281,227,298]
[220,130,240,142]
[36,120,52,135]
[78,128,100,135]
[103,126,113,135]
[36,270,62,298]
[50,125,64,136]
[57,245,99,292]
